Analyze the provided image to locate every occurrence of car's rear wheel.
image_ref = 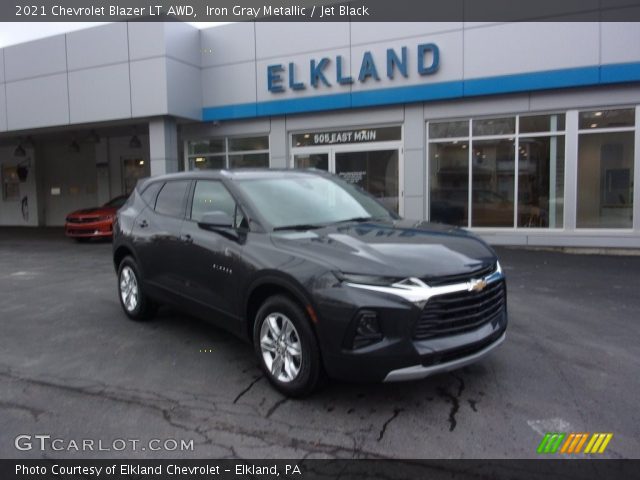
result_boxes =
[117,256,156,321]
[253,295,322,397]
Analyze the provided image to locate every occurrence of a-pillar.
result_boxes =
[149,117,179,176]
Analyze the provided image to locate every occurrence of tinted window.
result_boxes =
[191,180,245,228]
[154,180,189,218]
[141,182,162,206]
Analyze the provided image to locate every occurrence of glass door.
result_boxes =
[290,126,403,214]
[334,150,400,214]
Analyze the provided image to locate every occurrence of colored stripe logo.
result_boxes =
[537,433,613,454]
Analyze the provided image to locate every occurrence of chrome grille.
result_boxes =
[414,279,506,340]
[421,263,495,287]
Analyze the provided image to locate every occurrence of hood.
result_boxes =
[270,219,496,279]
[67,206,117,217]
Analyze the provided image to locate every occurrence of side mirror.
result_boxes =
[198,211,234,229]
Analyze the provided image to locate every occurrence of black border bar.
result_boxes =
[3,459,640,480]
[3,0,640,22]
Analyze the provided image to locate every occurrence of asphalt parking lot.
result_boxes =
[0,228,639,459]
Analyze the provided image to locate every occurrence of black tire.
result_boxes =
[253,295,322,397]
[117,256,156,321]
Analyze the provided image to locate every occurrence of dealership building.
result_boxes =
[0,20,639,247]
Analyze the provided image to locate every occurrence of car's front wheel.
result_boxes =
[253,295,322,397]
[117,256,156,321]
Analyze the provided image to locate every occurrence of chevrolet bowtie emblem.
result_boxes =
[469,278,487,292]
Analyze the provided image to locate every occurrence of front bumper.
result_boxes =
[383,331,506,382]
[313,267,507,383]
[65,221,113,238]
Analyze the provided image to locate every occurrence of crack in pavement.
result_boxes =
[377,408,404,442]
[0,367,392,459]
[0,400,47,420]
[437,387,459,432]
[438,373,465,432]
[265,397,289,418]
[233,376,262,404]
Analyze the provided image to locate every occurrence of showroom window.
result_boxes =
[187,136,269,170]
[577,108,635,229]
[428,114,565,228]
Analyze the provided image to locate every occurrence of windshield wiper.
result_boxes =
[273,224,324,231]
[329,216,376,225]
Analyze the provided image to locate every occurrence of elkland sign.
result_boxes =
[267,43,440,93]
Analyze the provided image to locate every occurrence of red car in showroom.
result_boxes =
[65,195,128,241]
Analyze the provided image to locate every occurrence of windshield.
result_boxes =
[235,175,396,230]
[103,196,128,208]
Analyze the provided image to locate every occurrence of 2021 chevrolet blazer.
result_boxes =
[113,170,507,397]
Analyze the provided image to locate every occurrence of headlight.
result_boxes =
[98,215,114,222]
[336,272,400,286]
[496,260,503,275]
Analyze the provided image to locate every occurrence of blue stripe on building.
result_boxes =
[202,61,640,121]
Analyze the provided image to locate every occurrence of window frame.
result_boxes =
[139,181,163,208]
[575,108,636,230]
[427,112,567,230]
[186,135,270,171]
[153,180,191,219]
[187,179,249,231]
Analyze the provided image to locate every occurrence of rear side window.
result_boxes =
[140,182,162,206]
[154,180,190,218]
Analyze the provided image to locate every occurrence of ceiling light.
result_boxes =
[594,111,603,117]
[14,143,26,157]
[138,160,145,166]
[590,123,598,128]
[129,134,141,149]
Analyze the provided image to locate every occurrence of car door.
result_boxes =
[179,179,247,321]
[133,179,190,296]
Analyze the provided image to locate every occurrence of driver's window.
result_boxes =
[191,180,246,228]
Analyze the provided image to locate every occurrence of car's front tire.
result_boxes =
[117,256,156,321]
[253,295,322,397]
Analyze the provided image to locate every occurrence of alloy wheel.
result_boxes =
[259,312,303,383]
[119,266,139,313]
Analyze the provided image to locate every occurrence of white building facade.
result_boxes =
[1,21,639,247]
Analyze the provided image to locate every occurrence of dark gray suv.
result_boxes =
[113,169,507,396]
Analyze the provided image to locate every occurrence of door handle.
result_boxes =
[180,234,193,244]
[138,219,148,228]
